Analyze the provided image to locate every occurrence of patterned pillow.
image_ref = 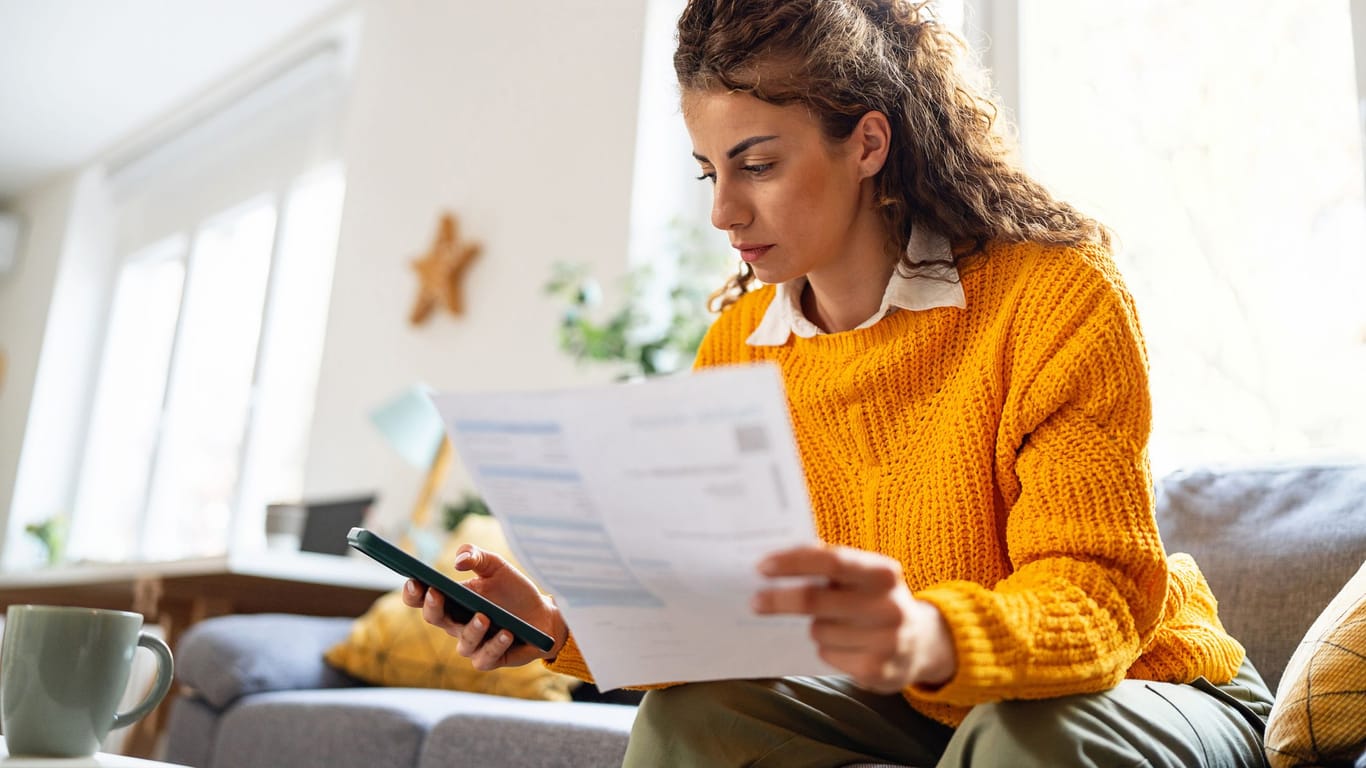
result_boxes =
[324,515,578,701]
[1264,559,1366,768]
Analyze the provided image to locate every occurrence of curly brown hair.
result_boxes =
[675,0,1111,310]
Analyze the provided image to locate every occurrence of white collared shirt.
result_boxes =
[745,227,968,346]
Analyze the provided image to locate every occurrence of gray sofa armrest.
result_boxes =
[176,613,362,710]
[1155,462,1366,693]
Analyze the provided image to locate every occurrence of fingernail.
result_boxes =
[751,594,765,612]
[498,632,512,645]
[757,558,775,576]
[471,616,485,631]
[424,590,436,605]
[455,552,472,567]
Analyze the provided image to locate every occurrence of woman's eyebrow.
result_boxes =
[691,135,780,163]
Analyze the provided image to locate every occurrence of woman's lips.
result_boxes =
[736,244,773,263]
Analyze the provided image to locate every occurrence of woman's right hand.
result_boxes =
[400,544,568,671]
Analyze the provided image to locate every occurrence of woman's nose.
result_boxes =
[710,178,751,231]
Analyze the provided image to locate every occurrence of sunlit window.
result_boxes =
[1017,0,1366,473]
[69,238,186,561]
[68,162,346,561]
[232,163,346,554]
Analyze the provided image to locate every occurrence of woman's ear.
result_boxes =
[852,110,892,179]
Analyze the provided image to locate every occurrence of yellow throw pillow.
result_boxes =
[324,515,578,702]
[1264,559,1366,768]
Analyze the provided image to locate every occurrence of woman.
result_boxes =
[405,1,1274,765]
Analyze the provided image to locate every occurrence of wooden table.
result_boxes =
[0,552,405,759]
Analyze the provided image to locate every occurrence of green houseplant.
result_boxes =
[544,224,732,380]
[24,515,67,566]
[441,491,491,533]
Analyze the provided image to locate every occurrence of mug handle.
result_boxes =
[111,632,175,730]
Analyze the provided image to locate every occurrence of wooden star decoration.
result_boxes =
[409,212,481,325]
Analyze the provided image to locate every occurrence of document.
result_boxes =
[430,363,838,690]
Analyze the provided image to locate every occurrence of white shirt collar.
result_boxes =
[746,226,967,346]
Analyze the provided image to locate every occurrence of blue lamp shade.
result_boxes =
[370,385,446,469]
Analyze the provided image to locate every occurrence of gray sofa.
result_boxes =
[164,463,1366,768]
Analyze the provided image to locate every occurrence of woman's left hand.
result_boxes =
[752,545,957,694]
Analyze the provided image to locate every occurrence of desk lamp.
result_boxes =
[370,385,452,553]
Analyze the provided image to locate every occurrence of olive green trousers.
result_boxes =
[623,659,1273,767]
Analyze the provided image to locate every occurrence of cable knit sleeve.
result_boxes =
[543,631,594,681]
[910,246,1171,706]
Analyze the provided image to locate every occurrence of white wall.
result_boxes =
[1,169,117,566]
[0,173,77,561]
[301,0,649,529]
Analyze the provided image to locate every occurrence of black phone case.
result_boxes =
[346,527,555,652]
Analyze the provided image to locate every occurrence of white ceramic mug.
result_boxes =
[0,605,174,757]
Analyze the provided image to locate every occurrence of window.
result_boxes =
[61,32,353,562]
[69,164,344,561]
[1015,0,1366,473]
[67,237,186,561]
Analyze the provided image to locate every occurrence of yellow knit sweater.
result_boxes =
[546,240,1245,726]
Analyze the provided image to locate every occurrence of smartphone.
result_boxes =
[346,527,554,652]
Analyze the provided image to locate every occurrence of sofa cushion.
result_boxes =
[1264,559,1366,768]
[1154,463,1366,691]
[418,697,636,768]
[163,694,219,768]
[203,686,635,768]
[209,688,469,768]
[176,614,359,709]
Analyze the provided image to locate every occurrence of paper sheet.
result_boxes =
[430,363,838,690]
